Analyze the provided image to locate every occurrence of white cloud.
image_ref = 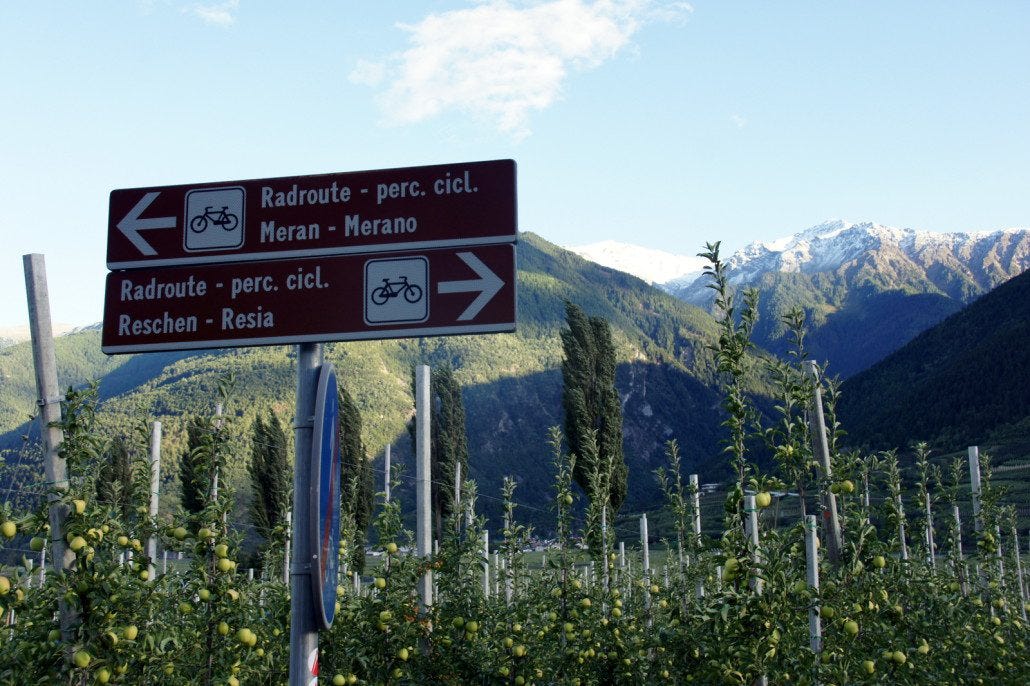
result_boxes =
[351,1,691,139]
[349,59,387,87]
[185,0,239,27]
[731,113,747,129]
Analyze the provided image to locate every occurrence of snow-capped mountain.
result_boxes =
[566,240,706,286]
[668,220,1030,306]
[570,220,1030,377]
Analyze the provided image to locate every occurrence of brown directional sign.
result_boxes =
[101,243,516,353]
[106,159,516,269]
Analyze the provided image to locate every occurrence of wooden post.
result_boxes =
[147,421,162,581]
[384,444,391,503]
[23,254,76,644]
[805,361,842,565]
[415,365,433,613]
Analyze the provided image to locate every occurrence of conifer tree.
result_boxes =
[248,410,291,542]
[431,365,469,538]
[96,435,140,522]
[339,386,374,573]
[560,301,627,516]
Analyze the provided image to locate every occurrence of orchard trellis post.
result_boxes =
[896,491,909,561]
[805,361,842,565]
[969,446,986,592]
[23,253,77,646]
[640,513,652,622]
[482,530,491,598]
[805,515,823,676]
[744,495,763,594]
[383,444,391,503]
[924,491,936,570]
[1010,522,1027,622]
[283,510,291,586]
[146,420,162,581]
[691,474,704,598]
[415,365,433,614]
[953,505,968,595]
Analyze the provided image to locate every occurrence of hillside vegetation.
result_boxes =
[1,233,743,533]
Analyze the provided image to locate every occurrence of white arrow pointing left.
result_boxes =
[117,192,177,256]
[437,252,505,321]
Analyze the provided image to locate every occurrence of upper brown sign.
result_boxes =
[106,159,517,269]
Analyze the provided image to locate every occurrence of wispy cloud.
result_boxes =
[184,0,240,27]
[351,1,692,139]
[730,113,747,129]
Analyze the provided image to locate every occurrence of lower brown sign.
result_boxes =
[101,244,516,353]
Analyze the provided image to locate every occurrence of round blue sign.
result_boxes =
[310,363,342,629]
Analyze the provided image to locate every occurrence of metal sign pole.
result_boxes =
[289,343,321,686]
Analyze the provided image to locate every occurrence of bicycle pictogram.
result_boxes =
[190,206,240,233]
[370,276,423,305]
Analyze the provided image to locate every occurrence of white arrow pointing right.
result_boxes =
[117,191,177,256]
[437,252,505,321]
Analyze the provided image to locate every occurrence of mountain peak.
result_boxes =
[566,240,706,285]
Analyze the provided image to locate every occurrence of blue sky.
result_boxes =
[2,1,1028,328]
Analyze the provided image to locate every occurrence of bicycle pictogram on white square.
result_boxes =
[364,257,429,325]
[184,186,246,252]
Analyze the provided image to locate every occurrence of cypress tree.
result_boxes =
[96,435,138,522]
[248,410,290,541]
[339,386,374,573]
[431,365,469,538]
[560,301,627,512]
